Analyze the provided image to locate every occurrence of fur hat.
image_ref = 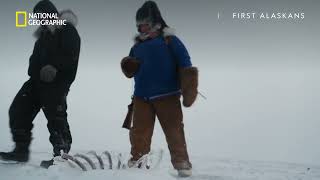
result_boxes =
[136,1,168,32]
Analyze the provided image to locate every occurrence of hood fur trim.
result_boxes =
[133,27,176,44]
[59,9,78,27]
[163,27,175,37]
[33,9,78,38]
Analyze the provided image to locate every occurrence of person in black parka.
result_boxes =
[0,0,80,162]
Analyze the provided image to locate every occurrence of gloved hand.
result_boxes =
[40,65,57,82]
[180,67,198,107]
[121,56,140,78]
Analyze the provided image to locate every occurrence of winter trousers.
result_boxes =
[9,80,72,156]
[130,95,192,170]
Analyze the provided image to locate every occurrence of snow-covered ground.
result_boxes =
[1,151,320,180]
[1,65,320,180]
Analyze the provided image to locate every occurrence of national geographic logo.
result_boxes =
[16,11,67,28]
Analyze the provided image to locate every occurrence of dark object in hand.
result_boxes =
[120,56,140,78]
[122,101,134,130]
[179,67,198,107]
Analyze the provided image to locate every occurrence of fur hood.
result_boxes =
[162,27,175,37]
[33,9,78,38]
[59,9,78,27]
[134,27,176,44]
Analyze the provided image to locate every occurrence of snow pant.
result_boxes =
[130,95,192,170]
[9,80,72,156]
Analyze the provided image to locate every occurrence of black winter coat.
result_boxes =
[28,23,80,92]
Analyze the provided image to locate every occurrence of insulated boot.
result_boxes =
[175,161,192,177]
[0,143,30,162]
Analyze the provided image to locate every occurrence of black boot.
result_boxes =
[53,143,71,157]
[40,143,70,169]
[0,143,30,162]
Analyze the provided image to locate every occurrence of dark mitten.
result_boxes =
[40,65,57,82]
[121,56,140,78]
[180,67,198,107]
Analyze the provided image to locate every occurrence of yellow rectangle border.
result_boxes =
[16,11,27,27]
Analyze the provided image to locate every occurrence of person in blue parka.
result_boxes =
[120,1,198,177]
